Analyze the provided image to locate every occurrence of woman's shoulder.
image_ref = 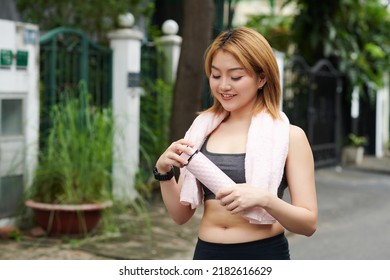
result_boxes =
[288,125,312,159]
[289,125,309,144]
[286,125,314,170]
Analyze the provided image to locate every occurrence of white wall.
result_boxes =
[0,19,39,225]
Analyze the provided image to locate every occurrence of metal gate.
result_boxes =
[39,27,112,136]
[283,56,343,167]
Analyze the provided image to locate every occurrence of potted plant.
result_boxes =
[25,84,114,236]
[341,133,367,165]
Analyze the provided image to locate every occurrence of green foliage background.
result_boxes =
[138,78,173,196]
[16,0,155,44]
[247,0,390,96]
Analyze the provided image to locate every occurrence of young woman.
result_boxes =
[154,27,317,260]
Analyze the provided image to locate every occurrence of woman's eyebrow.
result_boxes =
[211,65,245,72]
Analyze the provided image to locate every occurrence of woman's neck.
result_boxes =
[223,111,252,128]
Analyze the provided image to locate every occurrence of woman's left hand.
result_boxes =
[215,184,270,214]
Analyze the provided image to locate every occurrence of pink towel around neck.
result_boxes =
[179,109,290,224]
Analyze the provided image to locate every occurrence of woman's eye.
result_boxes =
[211,74,220,79]
[231,76,242,81]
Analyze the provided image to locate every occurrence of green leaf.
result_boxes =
[364,43,385,59]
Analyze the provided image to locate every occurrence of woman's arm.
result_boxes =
[159,175,196,225]
[272,125,317,236]
[155,139,196,225]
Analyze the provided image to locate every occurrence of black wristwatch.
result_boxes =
[153,166,175,181]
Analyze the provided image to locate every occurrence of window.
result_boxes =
[0,175,24,218]
[1,99,23,136]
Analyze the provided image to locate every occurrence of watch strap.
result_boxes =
[153,166,175,181]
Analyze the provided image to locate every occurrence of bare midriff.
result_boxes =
[198,200,284,244]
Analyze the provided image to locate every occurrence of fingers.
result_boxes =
[172,139,194,148]
[217,186,251,214]
[215,188,233,199]
[220,197,241,214]
[170,139,194,153]
[169,140,195,166]
[217,189,235,208]
[156,139,195,171]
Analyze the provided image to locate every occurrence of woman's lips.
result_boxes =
[221,93,236,100]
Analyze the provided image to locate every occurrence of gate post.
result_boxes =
[108,14,143,202]
[155,20,182,84]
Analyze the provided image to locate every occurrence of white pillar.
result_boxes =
[376,72,389,157]
[155,20,182,84]
[376,86,384,157]
[351,86,360,135]
[383,73,389,151]
[19,22,40,191]
[274,50,285,110]
[108,15,143,202]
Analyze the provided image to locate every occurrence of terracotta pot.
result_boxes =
[25,200,113,236]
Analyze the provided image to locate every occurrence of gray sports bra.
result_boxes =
[200,137,288,200]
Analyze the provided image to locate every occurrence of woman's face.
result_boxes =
[209,50,265,115]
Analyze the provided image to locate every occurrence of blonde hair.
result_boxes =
[204,27,281,119]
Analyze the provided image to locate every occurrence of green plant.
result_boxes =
[27,83,113,204]
[138,79,173,196]
[9,229,23,241]
[285,0,390,96]
[348,133,367,147]
[245,14,293,53]
[16,0,155,44]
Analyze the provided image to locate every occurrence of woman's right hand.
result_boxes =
[155,139,195,173]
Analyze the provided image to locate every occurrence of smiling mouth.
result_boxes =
[221,93,236,98]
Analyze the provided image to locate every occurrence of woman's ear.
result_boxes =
[258,76,267,89]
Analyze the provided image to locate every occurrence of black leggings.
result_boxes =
[193,232,290,260]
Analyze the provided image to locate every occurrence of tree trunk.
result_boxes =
[169,0,215,143]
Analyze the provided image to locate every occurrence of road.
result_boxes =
[288,167,390,260]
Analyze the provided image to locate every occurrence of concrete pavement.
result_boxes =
[288,163,390,259]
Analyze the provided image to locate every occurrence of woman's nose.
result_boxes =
[219,79,232,91]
